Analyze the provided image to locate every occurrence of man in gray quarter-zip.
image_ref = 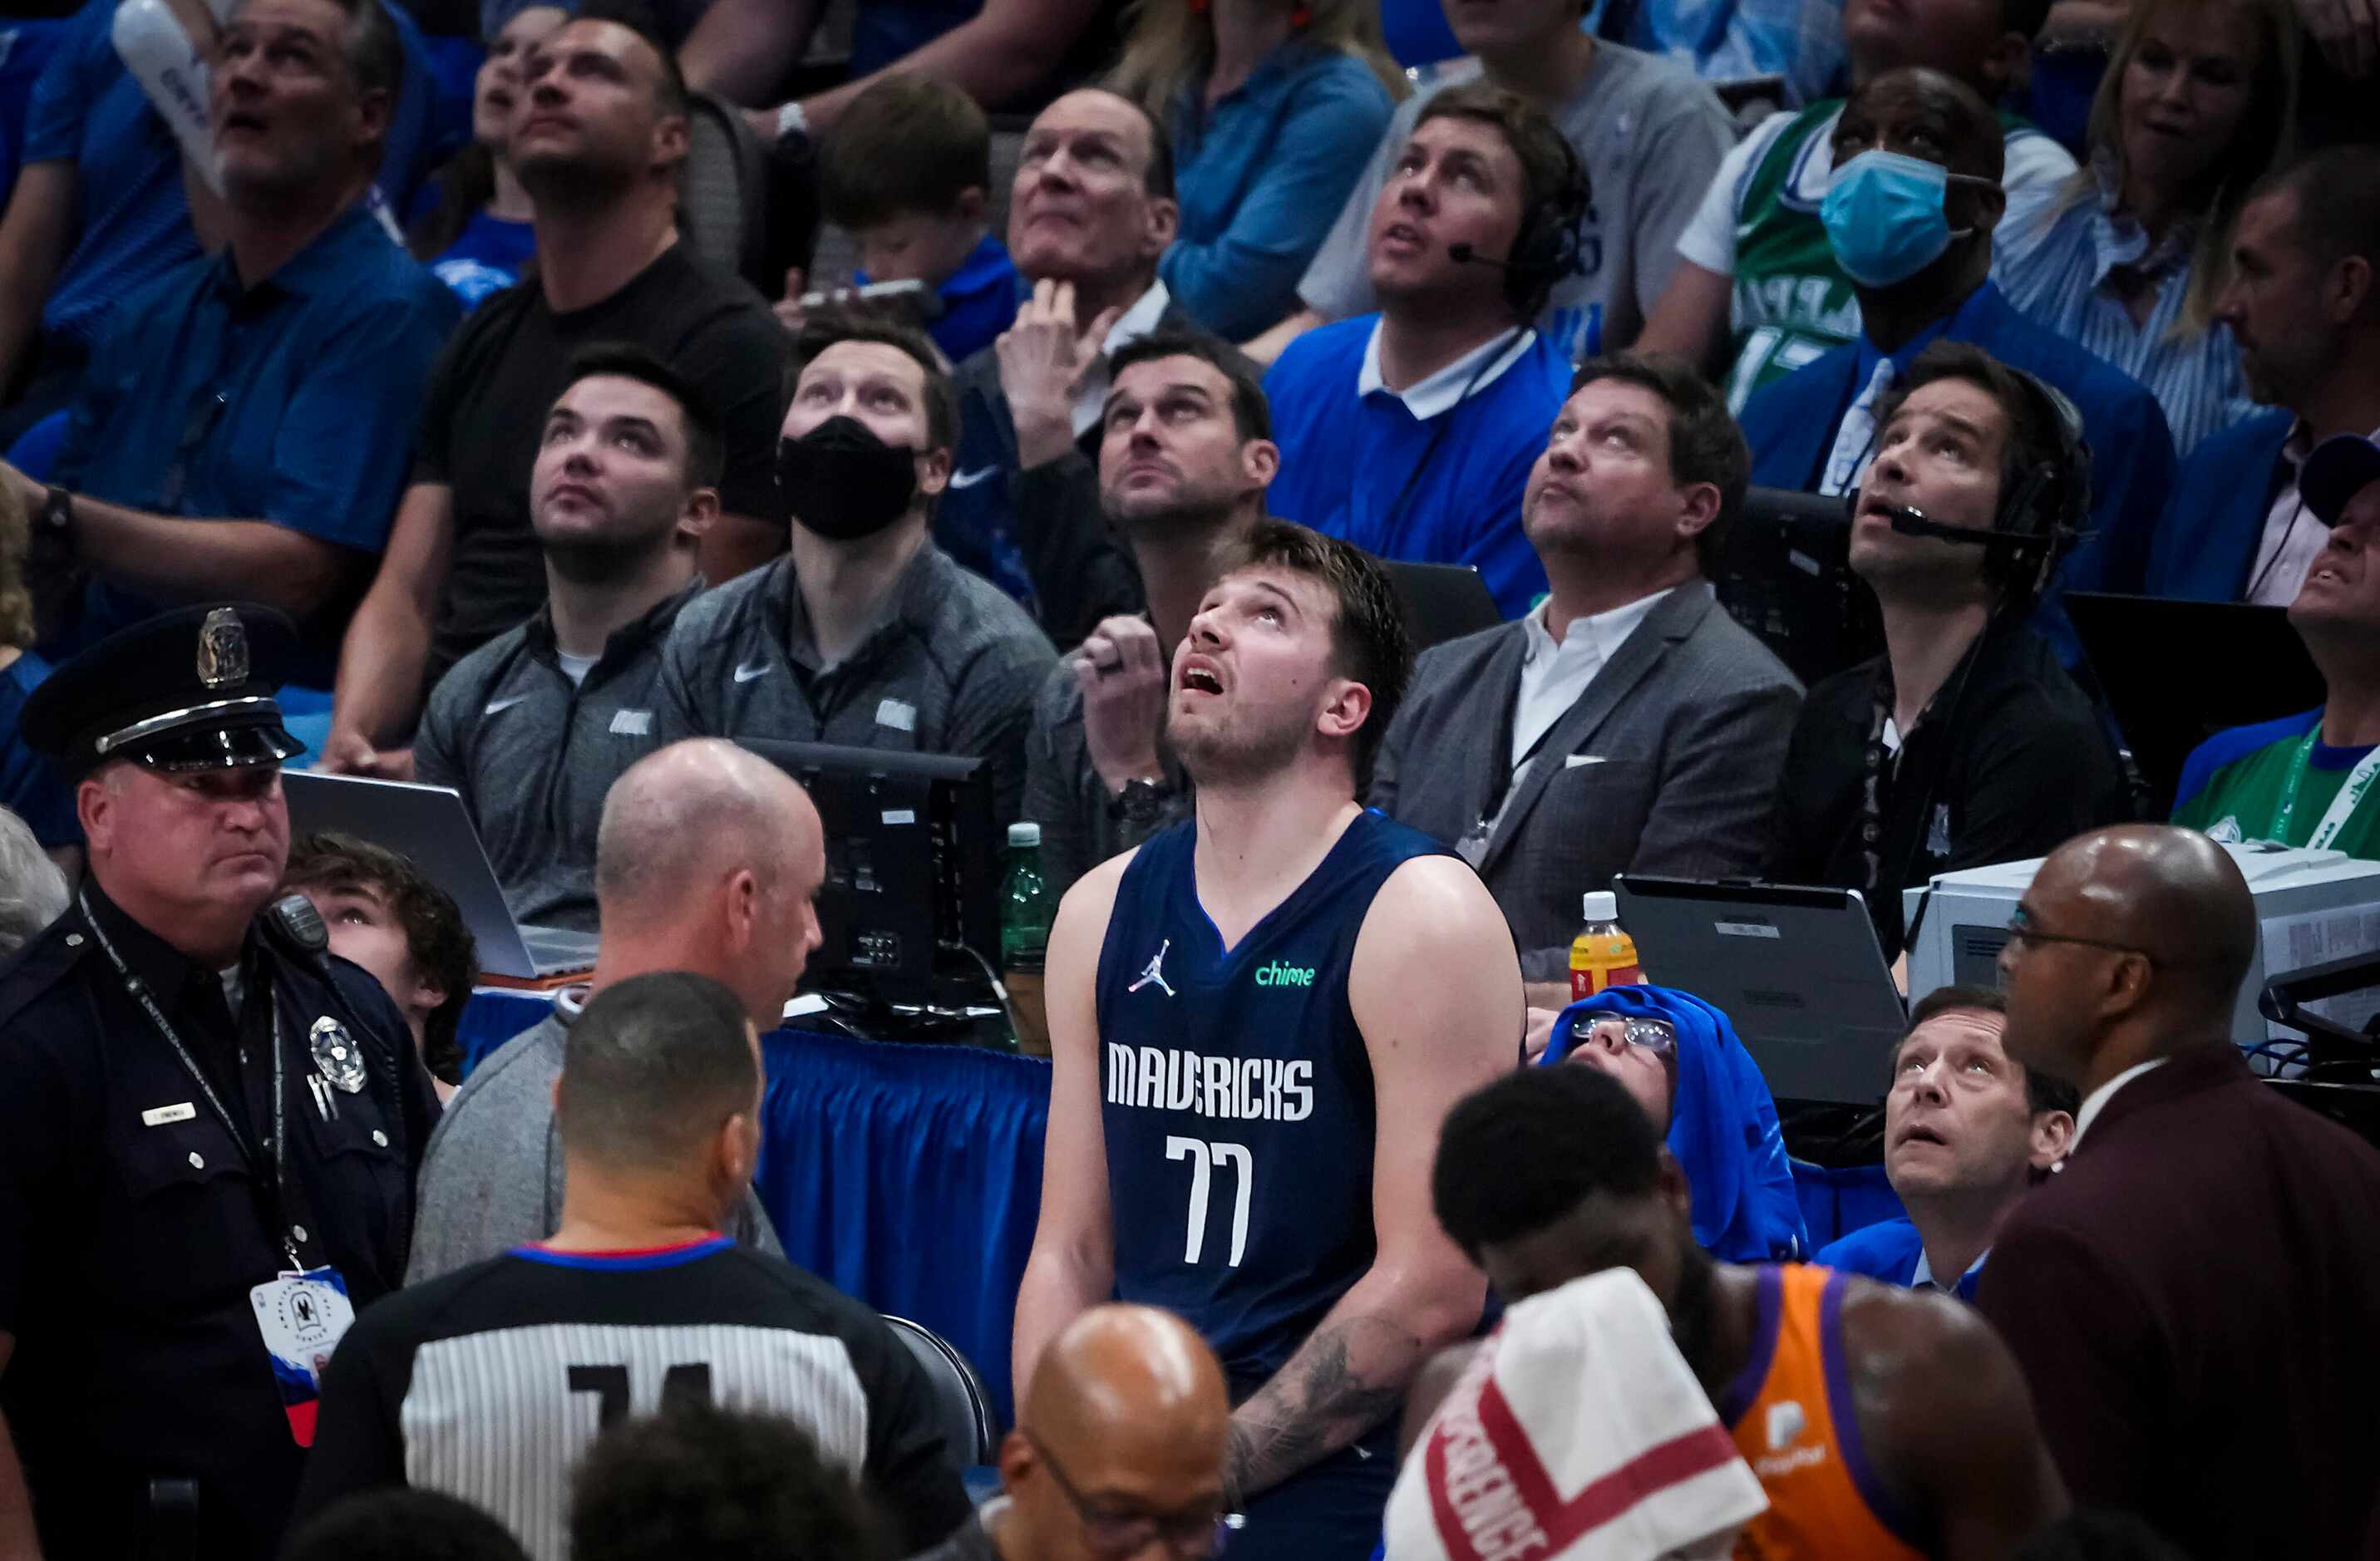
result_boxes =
[413,345,719,933]
[654,315,1055,825]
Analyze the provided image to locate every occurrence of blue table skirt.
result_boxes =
[459,991,1048,1425]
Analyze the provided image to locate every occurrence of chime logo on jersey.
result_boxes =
[1106,1044,1313,1122]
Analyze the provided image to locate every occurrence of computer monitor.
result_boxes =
[737,739,1001,1010]
[1712,486,1882,689]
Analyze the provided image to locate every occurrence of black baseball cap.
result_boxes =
[2302,434,2380,528]
[22,603,303,783]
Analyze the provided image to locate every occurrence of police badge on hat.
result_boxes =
[197,606,250,688]
[310,1016,368,1095]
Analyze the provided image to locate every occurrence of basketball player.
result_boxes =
[1421,1065,2067,1558]
[1013,521,1525,1559]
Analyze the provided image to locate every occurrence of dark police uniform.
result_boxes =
[0,604,438,1559]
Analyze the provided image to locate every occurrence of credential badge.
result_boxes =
[309,1015,368,1094]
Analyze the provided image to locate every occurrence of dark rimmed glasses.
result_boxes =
[1020,1429,1243,1559]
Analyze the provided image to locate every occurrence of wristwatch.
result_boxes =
[1107,776,1175,825]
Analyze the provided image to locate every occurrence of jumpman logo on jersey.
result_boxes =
[1128,939,1175,998]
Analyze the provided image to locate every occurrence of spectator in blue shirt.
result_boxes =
[0,0,451,441]
[1106,0,1401,339]
[1994,0,2300,456]
[0,0,461,684]
[0,17,71,214]
[1740,67,2176,611]
[1816,985,2076,1300]
[1262,82,1581,618]
[407,2,567,308]
[0,479,73,857]
[800,73,1021,365]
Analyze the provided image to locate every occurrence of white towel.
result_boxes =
[1382,1268,1767,1561]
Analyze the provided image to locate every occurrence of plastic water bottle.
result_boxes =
[112,0,224,192]
[1000,822,1058,1055]
[1569,890,1641,1001]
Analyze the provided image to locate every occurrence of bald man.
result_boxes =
[919,1304,1234,1561]
[1981,825,2380,1559]
[294,973,971,1559]
[407,738,826,1281]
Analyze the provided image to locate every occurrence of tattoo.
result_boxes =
[1228,1315,1421,1499]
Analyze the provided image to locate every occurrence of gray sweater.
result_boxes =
[407,991,782,1283]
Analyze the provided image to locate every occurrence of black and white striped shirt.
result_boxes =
[290,1237,971,1559]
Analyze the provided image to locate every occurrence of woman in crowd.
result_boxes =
[407,4,572,308]
[1109,0,1403,340]
[1995,0,2299,455]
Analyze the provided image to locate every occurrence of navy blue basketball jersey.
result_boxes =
[1094,808,1452,1389]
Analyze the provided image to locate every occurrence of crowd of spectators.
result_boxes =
[0,0,2375,1550]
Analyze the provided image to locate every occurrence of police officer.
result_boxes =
[0,603,437,1560]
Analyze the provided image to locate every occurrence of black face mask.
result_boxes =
[775,416,919,542]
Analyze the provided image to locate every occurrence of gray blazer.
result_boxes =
[1370,581,1802,982]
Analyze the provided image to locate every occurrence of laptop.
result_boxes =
[1612,875,1909,1106]
[1383,561,1504,652]
[282,771,599,982]
[2064,592,2325,811]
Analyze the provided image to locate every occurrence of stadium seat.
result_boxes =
[884,1314,999,1465]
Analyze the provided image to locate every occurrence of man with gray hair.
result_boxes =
[0,805,65,954]
[407,737,826,1280]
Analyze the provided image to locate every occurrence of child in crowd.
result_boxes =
[793,74,1022,363]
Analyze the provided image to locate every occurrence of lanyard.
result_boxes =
[77,889,298,1268]
[2269,731,2380,849]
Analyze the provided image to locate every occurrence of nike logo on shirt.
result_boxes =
[949,466,998,490]
[733,661,771,683]
[484,695,529,716]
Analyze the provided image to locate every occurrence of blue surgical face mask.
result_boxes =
[1820,149,1993,288]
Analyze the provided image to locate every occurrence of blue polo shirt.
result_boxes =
[51,202,461,677]
[0,651,74,849]
[20,0,449,356]
[1263,315,1567,618]
[855,230,1019,366]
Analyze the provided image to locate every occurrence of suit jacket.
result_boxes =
[1977,1046,2380,1559]
[2143,406,2294,601]
[939,299,1201,648]
[1370,581,1803,982]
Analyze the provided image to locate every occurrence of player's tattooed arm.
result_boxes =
[1225,1312,1423,1499]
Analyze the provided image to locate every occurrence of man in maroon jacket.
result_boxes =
[1983,824,2380,1559]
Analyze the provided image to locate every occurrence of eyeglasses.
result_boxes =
[1020,1429,1243,1559]
[1575,1015,1678,1056]
[2002,908,2224,968]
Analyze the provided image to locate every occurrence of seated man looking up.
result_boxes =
[1022,330,1277,896]
[1424,1065,2070,1558]
[1767,342,2131,962]
[293,972,973,1557]
[407,739,819,1279]
[656,316,1056,825]
[803,73,1021,367]
[1261,81,1581,620]
[413,344,718,933]
[1372,353,1801,1002]
[1737,66,2175,604]
[0,0,460,681]
[1816,984,2077,1300]
[2174,434,2380,855]
[282,830,478,1101]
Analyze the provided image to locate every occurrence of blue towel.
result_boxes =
[1538,985,1808,1263]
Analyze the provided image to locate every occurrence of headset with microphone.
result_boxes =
[1437,134,1595,324]
[1845,365,2092,615]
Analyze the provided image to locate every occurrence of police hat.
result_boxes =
[2302,434,2380,528]
[22,604,303,782]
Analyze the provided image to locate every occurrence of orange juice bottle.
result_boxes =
[1569,890,1642,1000]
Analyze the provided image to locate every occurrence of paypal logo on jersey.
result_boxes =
[1254,961,1314,988]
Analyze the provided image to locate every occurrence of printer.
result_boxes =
[1904,842,2380,1043]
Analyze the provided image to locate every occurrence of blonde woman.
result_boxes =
[0,475,76,859]
[1110,0,1403,338]
[1995,0,2299,454]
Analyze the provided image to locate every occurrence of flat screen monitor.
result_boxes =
[1712,486,1882,689]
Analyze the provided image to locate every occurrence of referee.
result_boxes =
[293,973,971,1560]
[0,604,437,1559]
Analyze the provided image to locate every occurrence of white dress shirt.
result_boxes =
[2246,420,2380,606]
[2069,1056,2170,1149]
[1069,280,1174,439]
[1510,589,1675,766]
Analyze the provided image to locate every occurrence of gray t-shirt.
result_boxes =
[1296,47,1734,358]
[406,992,782,1283]
[653,540,1057,826]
